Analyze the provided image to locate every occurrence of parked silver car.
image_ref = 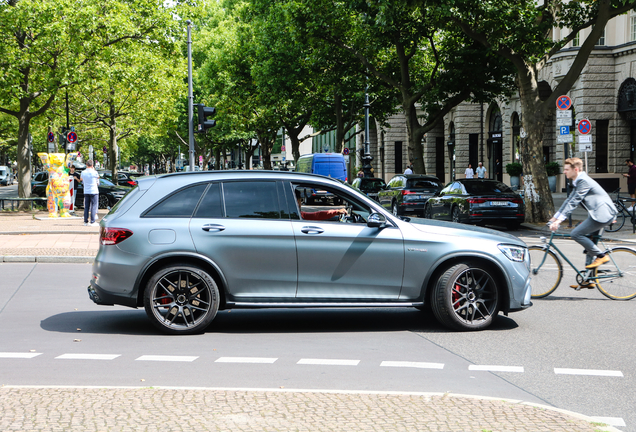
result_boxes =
[88,171,532,334]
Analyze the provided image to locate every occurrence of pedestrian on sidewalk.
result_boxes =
[69,164,81,211]
[80,160,100,226]
[548,157,618,288]
[623,159,636,210]
[464,164,474,179]
[476,162,487,178]
[404,164,413,175]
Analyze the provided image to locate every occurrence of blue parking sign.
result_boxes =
[559,126,570,135]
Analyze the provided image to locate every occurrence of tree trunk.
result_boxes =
[404,104,426,174]
[17,113,32,206]
[214,148,221,170]
[108,101,118,184]
[261,138,273,170]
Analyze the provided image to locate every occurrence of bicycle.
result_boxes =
[528,228,636,300]
[605,188,636,233]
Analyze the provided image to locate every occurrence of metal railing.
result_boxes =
[0,197,47,211]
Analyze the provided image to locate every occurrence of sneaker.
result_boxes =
[585,255,610,269]
[89,222,100,227]
[570,282,597,290]
[83,222,88,226]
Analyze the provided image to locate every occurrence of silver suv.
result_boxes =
[88,171,532,334]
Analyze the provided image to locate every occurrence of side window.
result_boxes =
[449,182,464,195]
[143,183,208,218]
[194,183,223,218]
[388,177,397,188]
[398,177,405,188]
[440,184,452,194]
[223,181,281,219]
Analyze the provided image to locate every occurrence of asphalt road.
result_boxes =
[0,183,18,199]
[0,239,634,430]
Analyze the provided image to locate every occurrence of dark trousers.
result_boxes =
[84,194,98,224]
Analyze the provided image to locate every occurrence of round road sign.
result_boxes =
[556,95,572,111]
[578,119,592,135]
[343,148,350,155]
[67,131,77,143]
[47,132,55,143]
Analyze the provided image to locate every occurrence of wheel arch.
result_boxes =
[134,252,229,309]
[421,253,511,314]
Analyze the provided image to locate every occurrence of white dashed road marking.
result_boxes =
[380,361,444,369]
[469,365,524,373]
[55,354,121,360]
[297,359,360,366]
[215,357,277,364]
[136,355,199,362]
[0,352,42,359]
[554,368,623,377]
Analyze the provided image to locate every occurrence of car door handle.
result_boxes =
[202,224,226,232]
[301,226,324,234]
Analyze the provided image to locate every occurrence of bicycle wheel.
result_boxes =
[528,246,562,298]
[593,247,636,300]
[605,211,625,232]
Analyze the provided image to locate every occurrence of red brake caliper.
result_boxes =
[452,283,461,309]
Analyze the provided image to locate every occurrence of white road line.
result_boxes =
[0,352,42,359]
[589,416,626,427]
[215,357,277,364]
[136,355,198,362]
[469,365,524,373]
[55,354,120,360]
[554,368,623,377]
[297,359,360,366]
[380,361,444,369]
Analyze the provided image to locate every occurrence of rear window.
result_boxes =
[407,179,442,191]
[361,179,385,192]
[144,183,208,218]
[223,181,281,219]
[464,181,514,195]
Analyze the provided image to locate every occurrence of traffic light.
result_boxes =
[195,103,216,133]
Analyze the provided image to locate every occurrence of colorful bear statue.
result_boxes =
[37,153,77,218]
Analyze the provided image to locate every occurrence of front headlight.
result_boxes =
[498,244,526,262]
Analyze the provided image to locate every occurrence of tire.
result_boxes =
[431,263,499,331]
[451,206,460,224]
[593,247,636,300]
[98,194,109,209]
[605,212,625,232]
[392,202,400,217]
[144,264,220,334]
[424,204,432,219]
[528,246,562,298]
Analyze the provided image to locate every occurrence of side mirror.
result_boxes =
[367,212,387,228]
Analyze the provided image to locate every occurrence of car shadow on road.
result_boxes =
[40,307,519,335]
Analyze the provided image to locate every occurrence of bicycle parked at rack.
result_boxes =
[528,228,636,300]
[605,188,636,233]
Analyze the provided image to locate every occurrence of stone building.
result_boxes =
[362,13,636,193]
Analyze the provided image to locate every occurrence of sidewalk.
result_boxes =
[0,203,624,432]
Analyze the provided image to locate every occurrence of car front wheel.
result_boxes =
[431,263,499,331]
[98,195,109,209]
[424,204,432,219]
[144,264,220,335]
[451,206,461,223]
[392,202,399,216]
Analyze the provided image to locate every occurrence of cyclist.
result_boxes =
[548,157,618,288]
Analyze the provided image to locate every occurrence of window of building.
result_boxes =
[572,32,580,47]
[595,120,609,173]
[223,181,281,219]
[394,141,403,174]
[631,13,636,41]
[143,183,208,218]
[597,28,606,46]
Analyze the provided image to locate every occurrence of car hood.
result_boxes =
[407,217,525,246]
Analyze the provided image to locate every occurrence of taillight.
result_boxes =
[127,180,137,186]
[100,227,133,245]
[468,198,487,204]
[402,190,417,195]
[512,198,523,204]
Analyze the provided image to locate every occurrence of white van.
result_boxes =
[0,166,14,186]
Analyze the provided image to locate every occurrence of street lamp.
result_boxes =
[362,86,373,177]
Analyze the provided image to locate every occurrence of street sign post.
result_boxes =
[47,132,55,143]
[579,143,593,152]
[556,95,572,111]
[578,119,592,135]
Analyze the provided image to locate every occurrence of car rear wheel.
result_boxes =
[424,204,432,219]
[392,202,399,216]
[431,263,499,331]
[98,195,109,209]
[144,264,220,335]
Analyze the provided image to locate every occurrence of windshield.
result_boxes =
[464,181,514,195]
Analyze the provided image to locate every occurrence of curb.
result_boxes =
[0,385,623,432]
[0,256,95,263]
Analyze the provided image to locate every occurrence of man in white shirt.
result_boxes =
[404,164,413,175]
[476,162,487,178]
[80,160,100,226]
[464,164,474,179]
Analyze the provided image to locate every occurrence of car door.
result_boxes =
[291,182,405,300]
[189,180,298,299]
[428,183,451,218]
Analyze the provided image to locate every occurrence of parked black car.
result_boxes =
[351,177,386,201]
[31,173,130,209]
[98,170,140,187]
[424,179,525,230]
[377,174,443,217]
